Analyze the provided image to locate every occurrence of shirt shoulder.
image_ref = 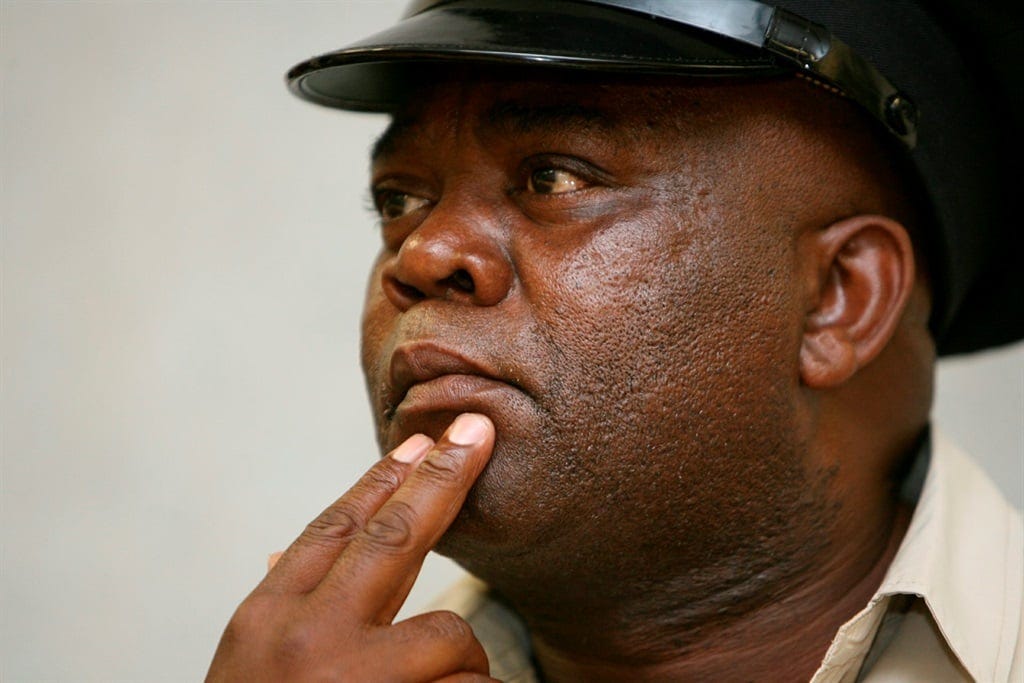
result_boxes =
[860,433,1023,682]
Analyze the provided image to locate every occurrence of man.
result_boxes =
[208,1,1023,681]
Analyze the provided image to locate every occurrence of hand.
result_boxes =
[207,413,499,682]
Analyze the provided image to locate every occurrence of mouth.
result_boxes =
[386,341,524,420]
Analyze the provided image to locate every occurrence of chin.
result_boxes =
[431,440,564,570]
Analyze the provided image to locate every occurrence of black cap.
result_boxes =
[287,0,1023,355]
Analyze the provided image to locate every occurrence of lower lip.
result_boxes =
[395,374,517,415]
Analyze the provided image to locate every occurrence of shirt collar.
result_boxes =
[871,430,1023,682]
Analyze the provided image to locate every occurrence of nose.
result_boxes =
[381,200,514,310]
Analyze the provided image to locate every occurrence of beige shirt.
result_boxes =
[431,433,1024,682]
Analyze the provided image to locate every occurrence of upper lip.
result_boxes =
[387,341,514,410]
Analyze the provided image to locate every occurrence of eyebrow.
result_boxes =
[482,100,615,136]
[369,100,616,164]
[370,115,419,164]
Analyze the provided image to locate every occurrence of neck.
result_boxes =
[505,497,911,683]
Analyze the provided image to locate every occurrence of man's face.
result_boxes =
[360,73,838,593]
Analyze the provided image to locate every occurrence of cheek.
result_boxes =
[444,204,810,565]
[529,200,800,454]
[359,259,393,416]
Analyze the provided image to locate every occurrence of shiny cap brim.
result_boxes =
[287,0,783,112]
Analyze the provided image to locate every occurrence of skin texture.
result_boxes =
[362,72,932,680]
[210,70,934,682]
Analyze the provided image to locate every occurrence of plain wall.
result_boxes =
[2,3,1021,681]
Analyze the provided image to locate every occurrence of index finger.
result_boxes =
[259,432,434,595]
[315,413,495,622]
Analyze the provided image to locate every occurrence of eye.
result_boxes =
[527,168,587,195]
[373,190,430,221]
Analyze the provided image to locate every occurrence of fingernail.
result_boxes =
[447,413,490,446]
[390,433,434,464]
[266,551,283,572]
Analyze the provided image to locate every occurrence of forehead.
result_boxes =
[370,70,734,162]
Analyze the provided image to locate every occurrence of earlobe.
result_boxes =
[800,327,858,386]
[799,215,915,389]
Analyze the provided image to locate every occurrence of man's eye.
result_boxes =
[527,168,587,195]
[374,190,429,221]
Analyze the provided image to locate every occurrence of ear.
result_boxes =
[799,215,915,388]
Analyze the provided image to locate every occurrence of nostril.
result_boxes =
[445,269,475,294]
[394,280,425,303]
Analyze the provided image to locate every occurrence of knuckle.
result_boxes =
[361,500,417,551]
[227,593,277,636]
[414,449,464,484]
[271,618,359,672]
[359,463,404,492]
[274,620,313,662]
[424,610,475,642]
[218,594,289,656]
[302,504,361,548]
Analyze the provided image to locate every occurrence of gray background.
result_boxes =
[2,2,1021,681]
